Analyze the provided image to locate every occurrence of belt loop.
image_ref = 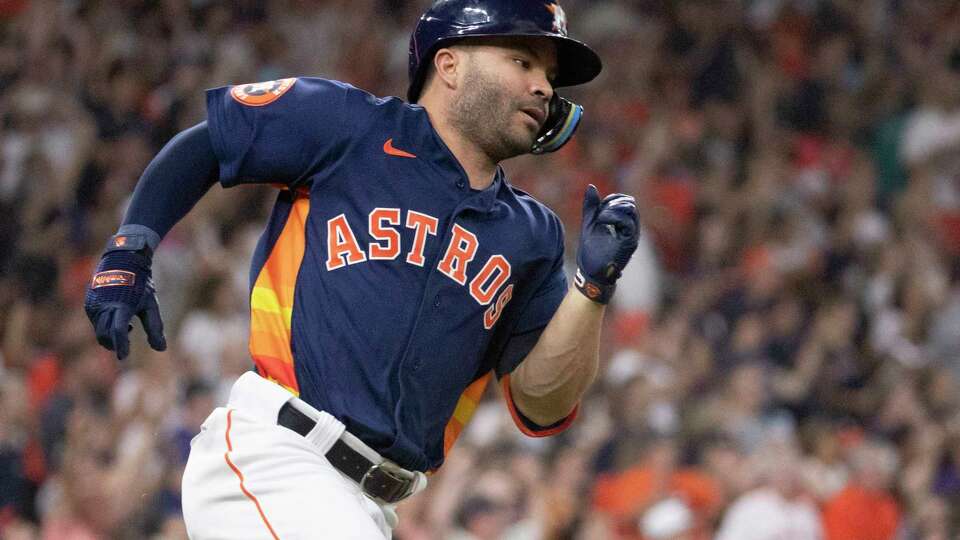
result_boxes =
[302,409,346,454]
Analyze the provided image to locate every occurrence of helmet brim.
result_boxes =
[551,36,603,89]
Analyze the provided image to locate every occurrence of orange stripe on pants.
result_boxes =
[223,409,281,540]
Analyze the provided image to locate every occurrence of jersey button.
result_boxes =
[433,295,441,308]
[456,180,465,190]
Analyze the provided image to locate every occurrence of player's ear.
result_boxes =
[431,47,462,92]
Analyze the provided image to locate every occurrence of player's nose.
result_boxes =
[530,71,553,103]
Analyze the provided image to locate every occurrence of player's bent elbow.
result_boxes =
[509,376,579,426]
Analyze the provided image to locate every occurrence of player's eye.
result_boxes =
[513,57,531,69]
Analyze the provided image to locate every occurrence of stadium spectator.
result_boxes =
[822,438,901,540]
[714,441,823,540]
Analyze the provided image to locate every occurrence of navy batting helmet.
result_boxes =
[407,0,602,102]
[407,0,602,154]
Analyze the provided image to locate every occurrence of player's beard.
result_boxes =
[448,59,536,163]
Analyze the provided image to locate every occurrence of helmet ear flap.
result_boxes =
[530,94,583,154]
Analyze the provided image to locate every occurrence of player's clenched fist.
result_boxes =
[575,184,640,304]
[83,233,166,360]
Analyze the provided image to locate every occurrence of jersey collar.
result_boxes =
[409,104,508,213]
[462,167,505,214]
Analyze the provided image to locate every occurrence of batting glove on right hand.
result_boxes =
[575,185,640,304]
[84,233,166,360]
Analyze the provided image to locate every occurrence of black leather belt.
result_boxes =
[277,401,417,504]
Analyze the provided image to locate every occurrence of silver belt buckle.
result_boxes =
[360,460,416,505]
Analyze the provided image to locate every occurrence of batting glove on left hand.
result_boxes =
[575,184,640,304]
[84,233,166,360]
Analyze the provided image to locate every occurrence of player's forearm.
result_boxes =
[119,122,219,246]
[510,288,604,425]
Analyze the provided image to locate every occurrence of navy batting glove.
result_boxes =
[575,184,640,304]
[84,233,166,360]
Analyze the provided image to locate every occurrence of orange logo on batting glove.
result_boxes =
[92,270,136,288]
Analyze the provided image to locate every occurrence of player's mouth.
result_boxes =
[520,106,545,128]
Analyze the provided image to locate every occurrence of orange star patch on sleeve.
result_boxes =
[230,78,297,107]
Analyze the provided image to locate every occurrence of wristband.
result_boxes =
[574,268,615,305]
[104,224,161,256]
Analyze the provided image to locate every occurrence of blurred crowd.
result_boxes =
[1,0,960,538]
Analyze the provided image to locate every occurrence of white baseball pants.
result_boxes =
[182,372,423,539]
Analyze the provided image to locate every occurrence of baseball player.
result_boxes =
[83,1,639,538]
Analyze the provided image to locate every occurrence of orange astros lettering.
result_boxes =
[484,284,514,329]
[322,210,513,322]
[438,224,479,285]
[368,208,402,260]
[469,255,511,305]
[405,211,438,266]
[326,214,367,270]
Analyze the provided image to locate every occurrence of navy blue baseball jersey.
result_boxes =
[205,77,576,472]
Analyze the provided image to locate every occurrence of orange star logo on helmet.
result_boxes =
[546,3,567,35]
[230,78,297,107]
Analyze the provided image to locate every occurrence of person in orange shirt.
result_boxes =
[822,439,901,540]
[592,435,722,540]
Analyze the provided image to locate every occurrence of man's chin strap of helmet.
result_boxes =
[530,94,583,154]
